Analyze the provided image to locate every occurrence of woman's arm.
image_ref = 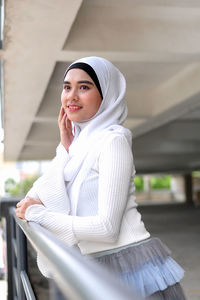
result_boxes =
[22,135,133,246]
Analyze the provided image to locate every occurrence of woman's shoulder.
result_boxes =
[104,130,132,146]
[99,132,133,159]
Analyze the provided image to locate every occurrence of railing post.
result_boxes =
[6,211,15,300]
[10,211,17,299]
[0,198,19,300]
[16,221,27,300]
[184,173,194,205]
[10,207,29,300]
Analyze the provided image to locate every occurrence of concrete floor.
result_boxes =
[139,203,200,300]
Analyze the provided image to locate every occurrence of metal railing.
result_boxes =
[0,197,19,300]
[0,198,140,300]
[9,207,36,300]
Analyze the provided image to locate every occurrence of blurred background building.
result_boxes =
[0,0,200,203]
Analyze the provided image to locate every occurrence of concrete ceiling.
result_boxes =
[1,0,200,173]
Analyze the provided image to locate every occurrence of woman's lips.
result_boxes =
[67,105,82,112]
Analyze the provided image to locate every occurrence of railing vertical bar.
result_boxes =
[0,198,20,300]
[6,212,15,300]
[13,267,18,296]
[12,237,17,257]
[16,222,27,300]
[10,212,17,299]
[20,270,36,300]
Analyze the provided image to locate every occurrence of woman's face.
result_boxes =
[61,68,102,122]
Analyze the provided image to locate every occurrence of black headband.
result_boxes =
[64,62,103,99]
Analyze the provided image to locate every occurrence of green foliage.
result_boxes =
[150,175,171,189]
[134,176,144,191]
[192,171,200,178]
[5,178,16,193]
[21,176,38,195]
[5,175,38,197]
[8,184,21,196]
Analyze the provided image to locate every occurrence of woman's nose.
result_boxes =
[62,88,78,104]
[69,88,78,100]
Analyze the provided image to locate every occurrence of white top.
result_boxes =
[25,134,150,255]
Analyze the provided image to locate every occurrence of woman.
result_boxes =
[16,56,185,299]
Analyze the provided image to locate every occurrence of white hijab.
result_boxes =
[70,56,128,136]
[33,56,132,214]
[65,57,131,170]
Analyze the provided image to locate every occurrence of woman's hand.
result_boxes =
[16,196,43,220]
[58,107,74,151]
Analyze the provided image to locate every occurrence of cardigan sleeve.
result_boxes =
[25,135,133,245]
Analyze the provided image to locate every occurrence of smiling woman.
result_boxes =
[16,56,186,300]
[61,68,102,123]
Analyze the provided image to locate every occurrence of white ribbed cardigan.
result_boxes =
[25,134,150,255]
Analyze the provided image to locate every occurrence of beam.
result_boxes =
[133,140,200,154]
[63,3,200,53]
[3,0,83,161]
[58,50,200,64]
[153,63,200,115]
[132,93,200,138]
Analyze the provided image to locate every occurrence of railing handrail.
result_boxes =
[10,207,139,300]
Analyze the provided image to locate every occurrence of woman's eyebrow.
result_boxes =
[78,80,94,85]
[63,80,94,85]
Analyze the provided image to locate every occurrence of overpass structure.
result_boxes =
[1,0,200,174]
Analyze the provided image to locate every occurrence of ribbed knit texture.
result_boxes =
[25,135,150,254]
[72,135,133,242]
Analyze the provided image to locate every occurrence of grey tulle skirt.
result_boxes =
[90,237,186,299]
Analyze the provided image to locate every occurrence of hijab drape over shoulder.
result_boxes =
[31,56,132,215]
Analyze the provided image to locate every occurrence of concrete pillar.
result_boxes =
[184,173,194,205]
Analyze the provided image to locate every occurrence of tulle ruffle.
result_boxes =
[148,282,186,300]
[92,237,184,298]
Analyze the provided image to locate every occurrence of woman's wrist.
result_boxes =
[25,204,46,222]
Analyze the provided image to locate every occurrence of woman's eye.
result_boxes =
[80,85,89,90]
[63,85,70,90]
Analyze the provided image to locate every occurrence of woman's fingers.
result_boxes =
[58,106,62,123]
[16,198,26,207]
[58,106,65,124]
[58,106,74,150]
[61,112,67,128]
[66,117,72,131]
[59,110,68,132]
[16,197,28,208]
[16,197,43,220]
[16,196,43,208]
[58,106,72,133]
[16,207,25,219]
[16,200,27,219]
